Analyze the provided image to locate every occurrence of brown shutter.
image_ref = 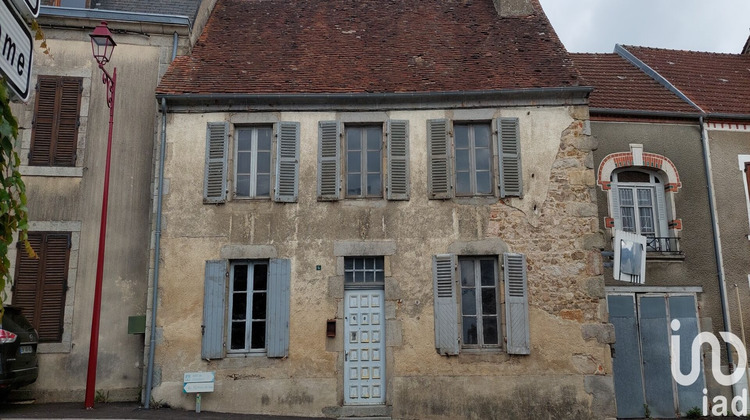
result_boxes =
[29,76,81,167]
[13,232,70,342]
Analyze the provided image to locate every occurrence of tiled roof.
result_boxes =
[624,45,750,115]
[157,0,580,95]
[94,0,201,23]
[570,53,696,114]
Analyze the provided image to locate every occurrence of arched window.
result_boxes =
[611,169,671,252]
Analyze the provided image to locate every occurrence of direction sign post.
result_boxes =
[183,371,215,413]
[0,0,33,101]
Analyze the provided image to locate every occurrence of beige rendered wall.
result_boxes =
[7,28,177,401]
[151,105,614,419]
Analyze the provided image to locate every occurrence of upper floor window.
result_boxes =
[345,126,383,198]
[235,126,272,198]
[318,120,410,201]
[202,122,300,204]
[427,118,522,199]
[30,76,82,167]
[611,170,669,252]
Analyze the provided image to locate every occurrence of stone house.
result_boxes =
[147,0,616,418]
[573,43,750,418]
[5,0,212,402]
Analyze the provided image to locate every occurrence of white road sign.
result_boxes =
[183,382,214,393]
[0,0,32,101]
[10,0,38,18]
[183,371,215,383]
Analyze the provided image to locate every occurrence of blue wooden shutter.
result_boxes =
[204,122,229,203]
[318,121,340,200]
[202,260,226,359]
[497,118,523,198]
[433,254,459,355]
[387,120,410,200]
[267,258,291,358]
[427,119,452,199]
[274,122,300,202]
[504,253,530,354]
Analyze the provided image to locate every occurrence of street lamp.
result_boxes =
[85,21,117,410]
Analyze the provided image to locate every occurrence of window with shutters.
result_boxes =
[611,169,674,253]
[318,120,409,201]
[12,231,70,343]
[228,261,268,353]
[432,252,529,355]
[427,118,522,199]
[202,258,291,359]
[203,122,300,203]
[458,257,500,348]
[30,76,82,167]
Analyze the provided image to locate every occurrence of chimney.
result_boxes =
[492,0,535,17]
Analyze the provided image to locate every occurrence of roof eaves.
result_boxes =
[40,6,191,32]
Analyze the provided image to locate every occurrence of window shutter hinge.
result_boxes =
[67,236,72,249]
[201,325,205,336]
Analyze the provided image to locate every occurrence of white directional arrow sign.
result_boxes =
[183,382,214,393]
[183,371,215,383]
[0,0,32,101]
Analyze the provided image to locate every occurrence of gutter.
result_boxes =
[40,6,192,30]
[155,86,594,112]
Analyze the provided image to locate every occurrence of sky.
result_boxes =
[538,0,750,54]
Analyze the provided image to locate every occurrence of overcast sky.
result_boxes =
[538,0,750,54]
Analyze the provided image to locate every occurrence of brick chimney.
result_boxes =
[492,0,535,17]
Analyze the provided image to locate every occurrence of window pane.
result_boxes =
[376,270,384,282]
[461,288,476,315]
[347,174,362,196]
[347,129,361,151]
[367,151,381,173]
[455,125,469,149]
[617,170,650,183]
[481,288,497,315]
[460,260,475,287]
[230,322,246,350]
[639,207,655,234]
[355,271,364,282]
[355,258,364,270]
[455,149,470,172]
[345,272,354,282]
[637,188,652,206]
[234,265,248,291]
[475,147,491,171]
[621,207,636,232]
[476,171,492,194]
[236,175,250,197]
[482,316,498,345]
[256,174,270,197]
[237,152,252,174]
[348,151,361,173]
[618,188,634,206]
[254,264,268,290]
[456,172,471,195]
[365,271,374,282]
[345,258,353,270]
[375,258,384,270]
[367,174,382,196]
[462,316,478,345]
[480,260,495,286]
[237,130,252,151]
[251,321,266,349]
[367,127,381,150]
[257,152,271,174]
[252,292,266,319]
[257,127,272,150]
[473,124,491,148]
[232,293,247,320]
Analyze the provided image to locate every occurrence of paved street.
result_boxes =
[0,401,318,420]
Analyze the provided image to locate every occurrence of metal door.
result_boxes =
[609,295,646,418]
[639,295,676,418]
[344,289,385,405]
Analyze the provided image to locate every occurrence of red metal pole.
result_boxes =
[85,66,116,409]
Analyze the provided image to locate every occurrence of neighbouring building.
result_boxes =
[5,0,210,402]
[572,42,750,418]
[147,0,616,418]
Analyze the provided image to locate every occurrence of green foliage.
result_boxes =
[685,406,703,418]
[0,79,35,317]
[95,389,109,403]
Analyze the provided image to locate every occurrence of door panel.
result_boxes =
[639,296,676,418]
[608,295,646,418]
[344,290,385,405]
[669,295,704,415]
